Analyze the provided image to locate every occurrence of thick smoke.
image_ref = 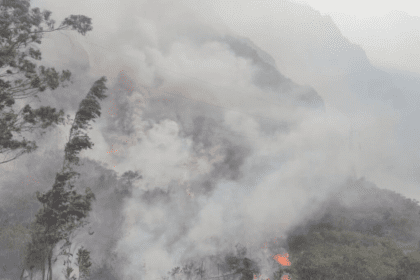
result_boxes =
[2,0,420,279]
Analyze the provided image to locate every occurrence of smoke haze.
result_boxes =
[2,0,420,279]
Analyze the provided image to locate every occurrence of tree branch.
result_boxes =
[0,150,25,164]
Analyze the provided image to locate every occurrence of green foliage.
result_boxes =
[396,251,420,280]
[61,15,92,36]
[181,262,194,280]
[64,77,107,167]
[24,221,50,271]
[170,266,181,277]
[220,244,260,280]
[22,104,65,128]
[76,247,92,279]
[284,222,420,280]
[61,245,92,280]
[121,170,142,182]
[166,245,260,280]
[23,76,107,280]
[279,182,420,280]
[0,1,103,278]
[117,170,142,195]
[33,181,95,244]
[0,0,94,164]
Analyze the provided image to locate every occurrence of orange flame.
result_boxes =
[273,253,291,266]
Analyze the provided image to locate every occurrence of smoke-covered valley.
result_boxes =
[1,0,420,279]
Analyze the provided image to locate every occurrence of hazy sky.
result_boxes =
[29,0,420,106]
[301,0,420,74]
[31,0,420,75]
[298,0,418,18]
[206,0,420,75]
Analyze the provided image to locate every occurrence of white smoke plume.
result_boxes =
[1,0,420,279]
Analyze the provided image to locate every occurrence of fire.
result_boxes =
[273,253,291,266]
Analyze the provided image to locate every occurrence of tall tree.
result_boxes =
[22,76,107,280]
[0,0,93,164]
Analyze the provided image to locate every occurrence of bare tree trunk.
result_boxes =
[42,260,45,280]
[48,249,53,280]
[222,264,225,280]
[201,261,203,279]
[20,268,25,280]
